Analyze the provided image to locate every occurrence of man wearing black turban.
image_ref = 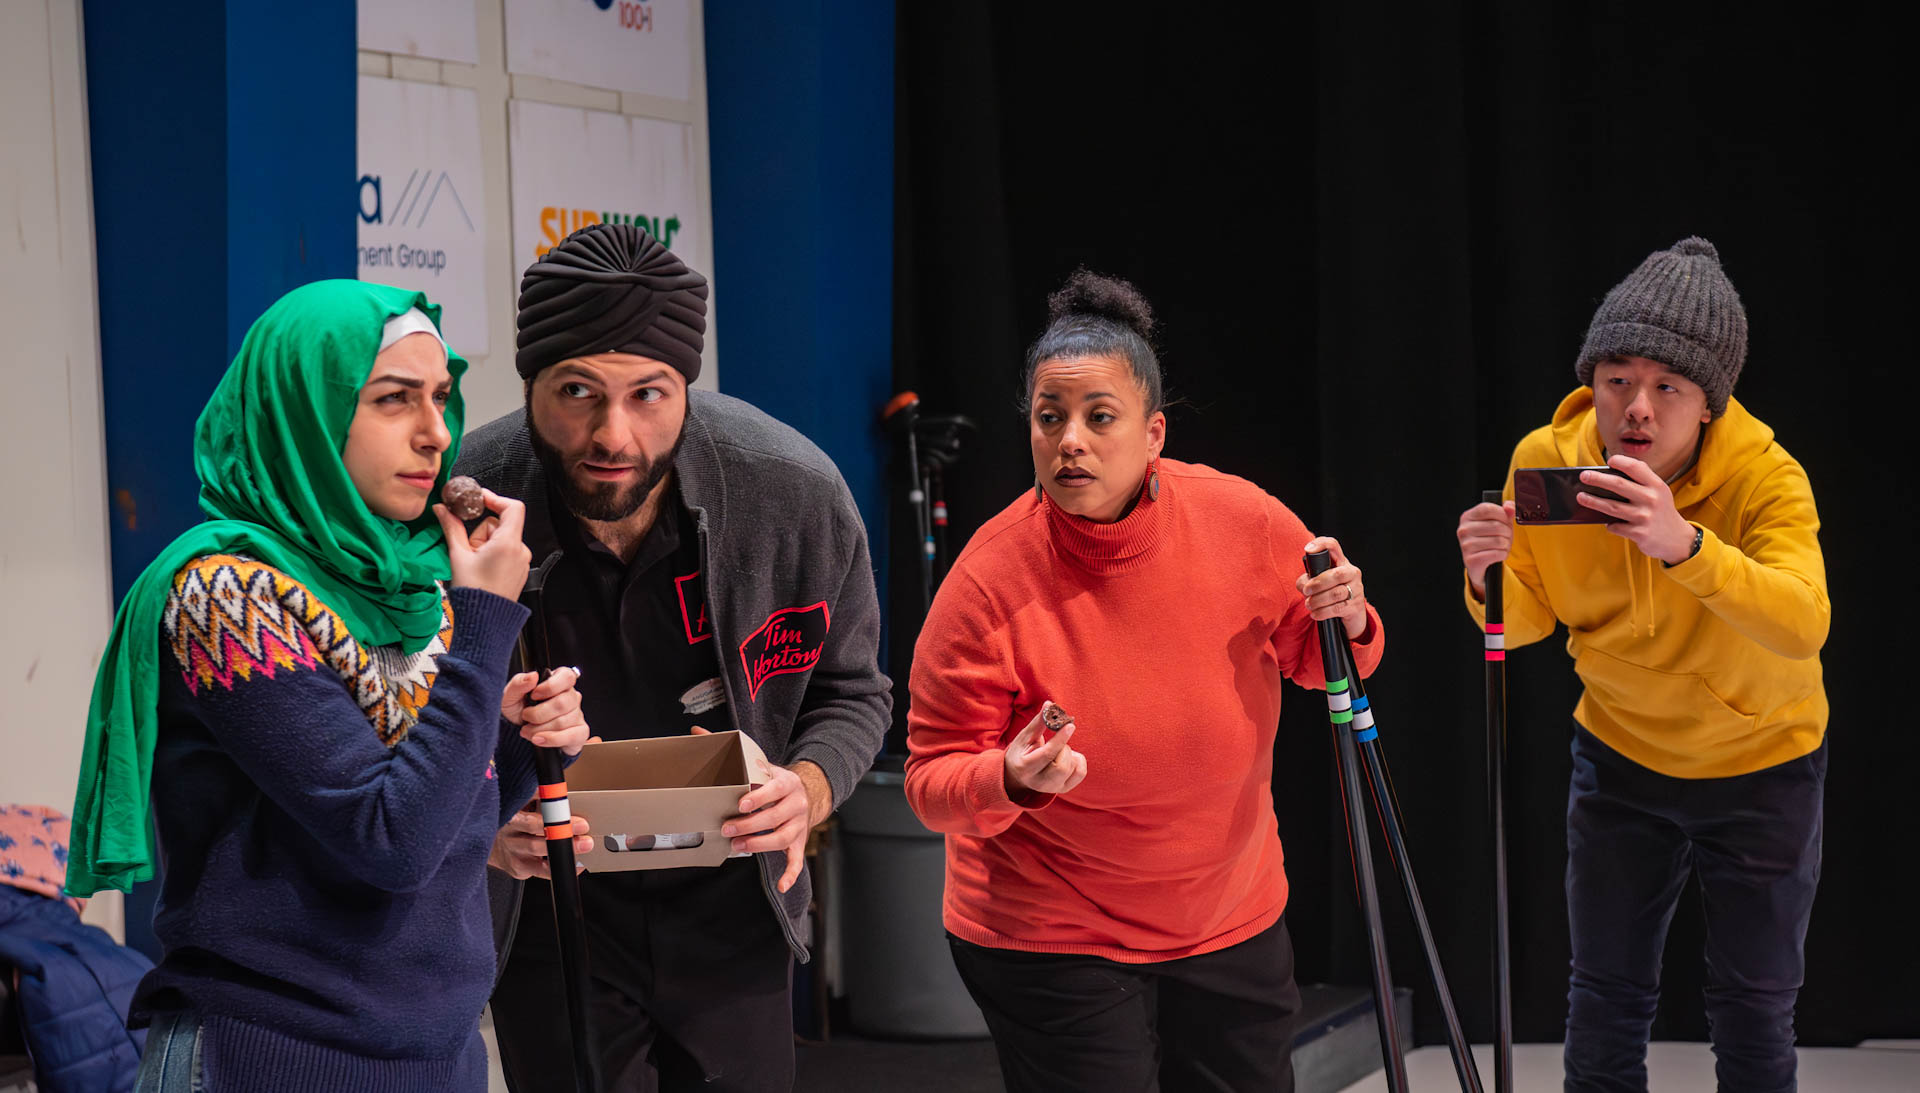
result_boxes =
[455,224,892,1091]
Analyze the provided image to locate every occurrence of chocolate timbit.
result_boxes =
[441,475,486,521]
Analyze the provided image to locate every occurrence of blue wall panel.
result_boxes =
[225,2,357,351]
[84,0,355,959]
[705,0,895,631]
[85,3,229,603]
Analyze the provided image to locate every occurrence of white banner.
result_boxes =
[504,0,693,101]
[508,98,704,279]
[357,0,479,64]
[358,77,492,356]
[508,98,711,386]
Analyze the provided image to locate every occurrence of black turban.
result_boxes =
[515,223,709,383]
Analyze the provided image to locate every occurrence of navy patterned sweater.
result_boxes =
[129,554,534,1092]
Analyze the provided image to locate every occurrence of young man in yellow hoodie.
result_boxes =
[1457,237,1828,1093]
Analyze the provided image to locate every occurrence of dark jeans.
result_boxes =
[949,916,1301,1093]
[132,1012,204,1093]
[490,858,794,1093]
[1564,726,1825,1093]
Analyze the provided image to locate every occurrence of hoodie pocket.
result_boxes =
[1574,644,1758,752]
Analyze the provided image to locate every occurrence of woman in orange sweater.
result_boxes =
[906,270,1384,1092]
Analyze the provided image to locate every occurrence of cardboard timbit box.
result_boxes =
[565,730,775,872]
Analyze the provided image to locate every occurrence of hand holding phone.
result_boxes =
[1513,466,1629,525]
[1569,456,1701,564]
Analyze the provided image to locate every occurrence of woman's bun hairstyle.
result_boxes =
[1023,268,1164,416]
[1046,268,1154,341]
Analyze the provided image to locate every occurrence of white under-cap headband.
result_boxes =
[378,308,448,356]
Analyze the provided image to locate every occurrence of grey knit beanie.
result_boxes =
[1574,236,1747,418]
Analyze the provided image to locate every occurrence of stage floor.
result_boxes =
[1337,1040,1920,1092]
[477,1010,1918,1093]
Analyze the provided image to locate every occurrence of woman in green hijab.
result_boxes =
[69,281,590,1092]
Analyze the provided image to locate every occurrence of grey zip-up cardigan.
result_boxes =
[455,389,892,961]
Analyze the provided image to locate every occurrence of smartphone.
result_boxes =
[1512,466,1628,525]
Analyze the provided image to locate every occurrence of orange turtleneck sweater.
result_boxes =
[905,459,1384,962]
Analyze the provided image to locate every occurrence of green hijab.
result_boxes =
[66,280,470,896]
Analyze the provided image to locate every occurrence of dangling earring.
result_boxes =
[1147,467,1161,502]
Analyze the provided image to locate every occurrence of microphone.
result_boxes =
[881,391,921,431]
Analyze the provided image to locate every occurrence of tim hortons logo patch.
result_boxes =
[739,601,831,701]
[675,570,711,644]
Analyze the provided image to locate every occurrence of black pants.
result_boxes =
[949,916,1301,1093]
[491,858,794,1093]
[1564,726,1825,1093]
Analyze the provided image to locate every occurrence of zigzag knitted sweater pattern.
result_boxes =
[132,554,532,1093]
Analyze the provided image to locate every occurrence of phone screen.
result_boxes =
[1513,466,1628,525]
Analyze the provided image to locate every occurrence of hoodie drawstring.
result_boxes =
[1624,538,1638,637]
[1645,552,1656,638]
[1622,538,1657,638]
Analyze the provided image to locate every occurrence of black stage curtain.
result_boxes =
[890,1,1914,1047]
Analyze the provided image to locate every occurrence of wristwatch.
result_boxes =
[1665,524,1703,568]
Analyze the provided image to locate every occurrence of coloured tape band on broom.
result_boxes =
[538,780,573,841]
[1352,694,1379,743]
[1485,623,1505,662]
[1327,675,1354,723]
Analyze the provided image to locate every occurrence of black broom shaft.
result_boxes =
[1306,551,1408,1092]
[521,586,597,1093]
[1328,645,1408,1093]
[1338,641,1484,1093]
[1482,488,1514,1093]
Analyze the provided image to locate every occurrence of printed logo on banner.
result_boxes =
[536,207,684,257]
[585,0,654,31]
[738,602,831,701]
[358,77,489,355]
[507,101,700,367]
[358,169,474,277]
[507,0,689,100]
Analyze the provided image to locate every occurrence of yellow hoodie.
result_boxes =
[1466,389,1829,779]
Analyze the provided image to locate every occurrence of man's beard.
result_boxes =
[527,407,683,522]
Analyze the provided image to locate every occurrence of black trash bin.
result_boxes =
[838,766,988,1038]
